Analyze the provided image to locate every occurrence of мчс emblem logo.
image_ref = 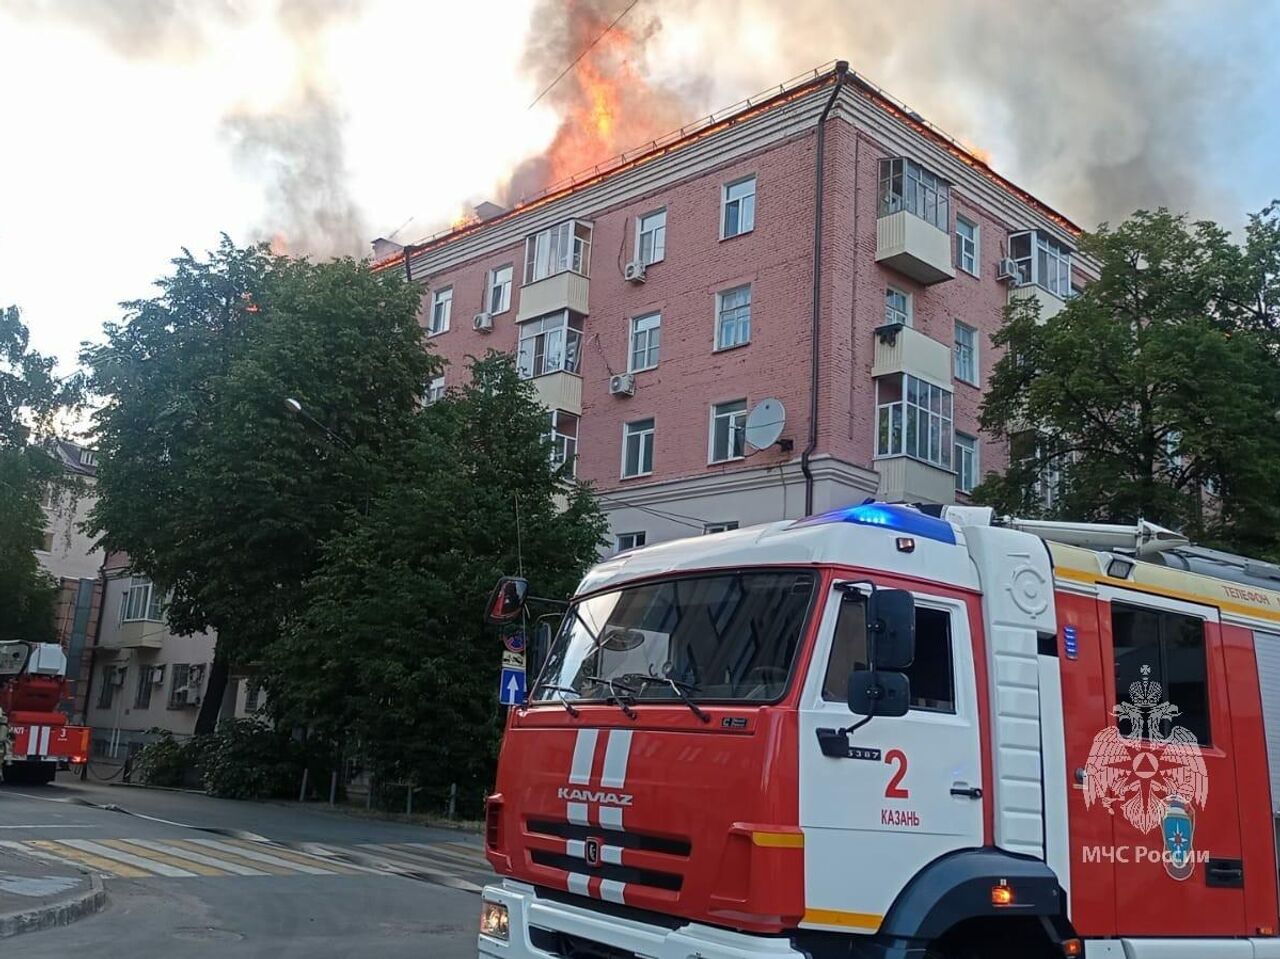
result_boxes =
[1083,664,1209,879]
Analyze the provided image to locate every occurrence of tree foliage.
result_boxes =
[85,239,436,730]
[976,207,1280,557]
[0,306,82,642]
[265,354,606,814]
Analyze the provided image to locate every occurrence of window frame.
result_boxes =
[546,409,580,478]
[168,663,191,709]
[426,376,446,404]
[709,399,748,464]
[134,667,153,709]
[875,373,954,470]
[516,310,584,380]
[721,176,757,240]
[878,157,951,232]
[428,286,453,336]
[524,220,593,285]
[121,577,164,624]
[955,215,979,275]
[885,286,912,328]
[621,418,656,479]
[628,311,661,373]
[636,209,667,266]
[715,284,752,351]
[953,321,979,386]
[703,521,740,535]
[487,264,513,315]
[1009,230,1072,298]
[954,433,979,494]
[615,531,646,552]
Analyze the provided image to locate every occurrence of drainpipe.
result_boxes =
[801,60,849,517]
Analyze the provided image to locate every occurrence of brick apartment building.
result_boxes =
[375,62,1084,552]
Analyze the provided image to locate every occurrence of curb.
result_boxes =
[0,872,106,939]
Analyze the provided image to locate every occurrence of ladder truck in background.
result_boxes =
[0,642,90,784]
[477,502,1280,959]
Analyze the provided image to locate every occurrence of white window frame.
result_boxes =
[78,449,96,467]
[709,399,748,464]
[715,285,752,350]
[487,264,513,315]
[885,286,912,327]
[429,286,452,336]
[516,310,583,380]
[121,577,163,623]
[721,176,756,239]
[546,410,579,478]
[703,521,739,535]
[955,216,979,276]
[629,312,661,372]
[1009,230,1072,298]
[426,376,446,404]
[955,433,979,493]
[636,209,667,266]
[878,157,950,232]
[954,321,979,386]
[875,373,954,470]
[615,531,646,552]
[524,220,592,284]
[622,418,655,479]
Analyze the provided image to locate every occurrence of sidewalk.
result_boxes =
[0,846,105,938]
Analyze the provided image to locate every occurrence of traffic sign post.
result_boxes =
[499,667,526,706]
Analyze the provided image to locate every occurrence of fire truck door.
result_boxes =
[797,587,984,933]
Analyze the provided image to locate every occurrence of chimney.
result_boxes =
[371,237,404,260]
[473,201,507,222]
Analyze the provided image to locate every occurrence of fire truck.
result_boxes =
[477,502,1280,959]
[0,641,91,785]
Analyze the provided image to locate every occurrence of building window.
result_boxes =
[517,311,583,380]
[885,287,911,327]
[823,601,955,713]
[429,286,452,336]
[1111,602,1211,746]
[245,682,262,712]
[876,374,954,469]
[709,399,748,463]
[954,321,978,385]
[426,376,446,404]
[1009,230,1072,298]
[39,530,53,552]
[715,285,751,350]
[79,449,97,467]
[546,410,579,477]
[134,667,153,709]
[97,666,120,709]
[168,663,190,709]
[629,312,661,372]
[955,216,979,275]
[622,418,655,478]
[878,157,950,232]
[121,577,163,623]
[615,531,646,552]
[721,176,756,239]
[703,521,739,535]
[955,433,979,493]
[637,210,666,265]
[487,265,513,314]
[524,220,592,283]
[1012,431,1065,510]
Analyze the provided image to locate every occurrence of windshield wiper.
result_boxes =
[627,675,710,724]
[534,684,581,718]
[583,674,638,719]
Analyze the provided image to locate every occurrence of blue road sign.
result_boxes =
[499,667,527,706]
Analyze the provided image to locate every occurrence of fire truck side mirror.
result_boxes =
[867,588,915,671]
[848,668,910,719]
[485,577,529,624]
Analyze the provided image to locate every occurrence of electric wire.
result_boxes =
[527,0,642,110]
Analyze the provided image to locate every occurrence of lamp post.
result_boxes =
[282,397,368,515]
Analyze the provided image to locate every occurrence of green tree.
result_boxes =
[265,353,606,813]
[85,239,436,732]
[0,306,82,642]
[976,207,1280,556]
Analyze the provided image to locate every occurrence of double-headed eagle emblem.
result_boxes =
[1083,665,1209,833]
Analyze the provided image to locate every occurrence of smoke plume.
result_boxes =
[514,0,1265,228]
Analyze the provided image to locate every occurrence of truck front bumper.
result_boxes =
[477,880,807,959]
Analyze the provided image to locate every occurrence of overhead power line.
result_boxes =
[527,0,642,110]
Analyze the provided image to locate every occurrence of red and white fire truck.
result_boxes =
[0,641,90,785]
[478,502,1280,958]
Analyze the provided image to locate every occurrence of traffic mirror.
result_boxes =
[848,668,909,718]
[868,588,915,671]
[485,577,529,624]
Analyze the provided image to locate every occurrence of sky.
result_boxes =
[2,0,1278,377]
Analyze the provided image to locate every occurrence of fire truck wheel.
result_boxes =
[2,762,56,786]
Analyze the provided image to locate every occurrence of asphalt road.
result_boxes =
[0,775,490,958]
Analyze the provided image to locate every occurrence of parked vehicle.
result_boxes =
[0,642,90,784]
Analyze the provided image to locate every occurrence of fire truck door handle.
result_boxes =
[950,783,982,799]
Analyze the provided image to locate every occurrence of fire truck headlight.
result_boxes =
[480,900,509,941]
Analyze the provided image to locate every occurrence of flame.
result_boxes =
[957,138,993,166]
[268,232,289,255]
[450,209,481,230]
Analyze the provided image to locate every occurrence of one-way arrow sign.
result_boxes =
[499,667,526,706]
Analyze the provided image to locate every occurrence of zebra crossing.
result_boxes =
[0,837,493,891]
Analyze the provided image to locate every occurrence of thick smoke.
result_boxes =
[515,0,1265,228]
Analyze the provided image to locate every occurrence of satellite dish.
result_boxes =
[744,398,785,450]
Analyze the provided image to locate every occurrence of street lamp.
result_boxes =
[282,396,355,453]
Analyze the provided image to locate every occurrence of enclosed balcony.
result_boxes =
[871,322,953,384]
[516,220,592,322]
[875,158,955,285]
[107,620,165,650]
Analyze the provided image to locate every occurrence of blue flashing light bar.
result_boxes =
[791,502,957,545]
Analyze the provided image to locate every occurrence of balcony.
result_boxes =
[103,620,165,650]
[876,210,955,285]
[1010,285,1067,322]
[876,456,956,505]
[872,323,952,384]
[516,271,589,323]
[528,371,582,416]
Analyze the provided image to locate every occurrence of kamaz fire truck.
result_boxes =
[0,641,90,784]
[478,502,1280,959]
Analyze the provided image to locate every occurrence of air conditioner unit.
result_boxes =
[189,664,206,685]
[623,261,647,283]
[472,311,493,333]
[185,686,203,706]
[609,373,636,397]
[151,665,166,685]
[996,258,1022,284]
[109,667,126,687]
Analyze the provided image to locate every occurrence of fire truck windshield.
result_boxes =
[533,570,818,705]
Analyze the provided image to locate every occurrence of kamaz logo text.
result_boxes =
[557,787,633,806]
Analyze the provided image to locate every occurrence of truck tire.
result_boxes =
[3,762,56,786]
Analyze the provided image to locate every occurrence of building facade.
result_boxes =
[378,63,1084,553]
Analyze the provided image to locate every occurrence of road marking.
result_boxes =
[164,839,296,876]
[393,842,488,869]
[20,840,149,878]
[221,840,363,875]
[0,825,93,830]
[116,839,268,876]
[60,839,197,877]
[98,838,228,877]
[183,839,336,875]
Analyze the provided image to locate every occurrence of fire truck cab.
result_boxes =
[479,503,1280,959]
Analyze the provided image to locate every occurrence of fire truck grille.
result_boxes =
[526,818,691,857]
[530,850,683,892]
